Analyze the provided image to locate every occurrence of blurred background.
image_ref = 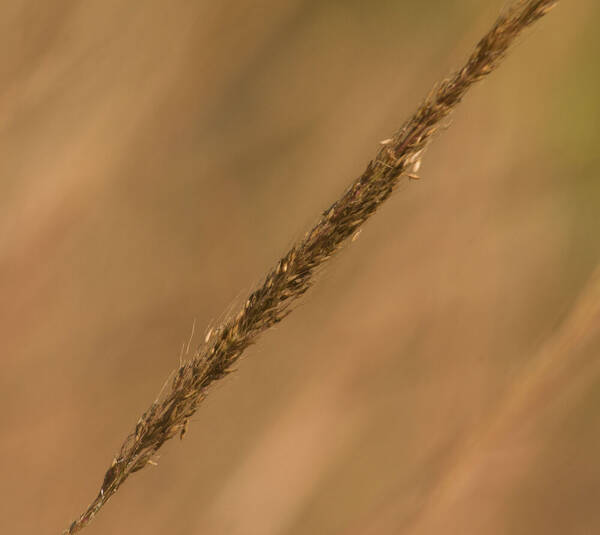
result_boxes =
[2,1,600,534]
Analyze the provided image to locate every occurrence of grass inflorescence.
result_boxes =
[64,1,558,532]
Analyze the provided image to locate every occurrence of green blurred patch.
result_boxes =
[546,8,600,168]
[544,7,600,281]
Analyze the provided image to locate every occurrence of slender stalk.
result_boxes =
[64,1,557,532]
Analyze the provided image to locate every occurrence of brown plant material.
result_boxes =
[64,1,558,533]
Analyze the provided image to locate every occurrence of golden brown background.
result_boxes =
[2,1,600,533]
